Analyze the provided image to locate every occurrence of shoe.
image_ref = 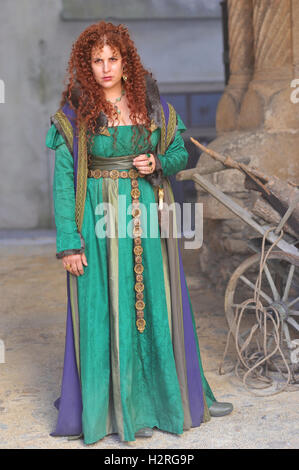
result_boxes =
[209,401,233,417]
[135,427,153,438]
[67,432,83,440]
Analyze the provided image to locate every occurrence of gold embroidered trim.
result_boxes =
[160,105,167,155]
[52,110,74,154]
[166,103,177,150]
[75,123,88,232]
[150,119,158,132]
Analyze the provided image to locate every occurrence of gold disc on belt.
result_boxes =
[134,245,143,256]
[134,263,144,274]
[135,300,145,310]
[128,169,138,179]
[110,169,119,179]
[136,274,143,282]
[102,170,109,178]
[94,169,101,178]
[132,208,141,218]
[135,255,142,264]
[131,188,140,199]
[135,281,144,292]
[131,179,138,188]
[136,292,144,300]
[134,237,141,245]
[133,226,142,237]
[136,318,146,333]
[120,171,128,178]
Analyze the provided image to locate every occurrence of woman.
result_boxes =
[46,21,233,445]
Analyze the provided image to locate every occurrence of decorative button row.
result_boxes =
[130,175,146,334]
[88,168,145,179]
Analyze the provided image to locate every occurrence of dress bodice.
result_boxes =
[87,125,161,158]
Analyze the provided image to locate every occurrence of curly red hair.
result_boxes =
[60,21,153,149]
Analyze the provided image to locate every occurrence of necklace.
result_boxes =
[106,88,125,115]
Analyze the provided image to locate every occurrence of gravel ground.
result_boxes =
[0,231,298,449]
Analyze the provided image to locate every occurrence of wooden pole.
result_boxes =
[190,137,270,183]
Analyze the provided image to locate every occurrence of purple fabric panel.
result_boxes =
[62,102,76,126]
[177,241,205,427]
[50,272,83,436]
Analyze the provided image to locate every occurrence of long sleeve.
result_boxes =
[46,124,85,259]
[157,113,189,177]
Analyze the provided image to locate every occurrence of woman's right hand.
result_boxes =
[62,253,88,276]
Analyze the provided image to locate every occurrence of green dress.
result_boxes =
[46,114,215,444]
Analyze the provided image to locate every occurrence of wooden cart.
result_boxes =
[177,139,299,393]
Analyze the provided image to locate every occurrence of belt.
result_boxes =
[88,168,145,179]
[88,154,146,333]
[88,154,137,169]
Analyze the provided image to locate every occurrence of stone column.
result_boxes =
[239,0,295,135]
[195,0,299,288]
[217,0,254,132]
[293,0,299,77]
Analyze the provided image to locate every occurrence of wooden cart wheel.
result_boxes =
[224,251,299,373]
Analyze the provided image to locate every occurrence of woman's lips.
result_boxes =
[102,76,112,81]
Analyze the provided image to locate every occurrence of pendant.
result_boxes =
[106,89,125,117]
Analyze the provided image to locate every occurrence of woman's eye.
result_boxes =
[94,58,118,63]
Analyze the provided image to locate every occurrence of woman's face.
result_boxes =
[91,43,123,91]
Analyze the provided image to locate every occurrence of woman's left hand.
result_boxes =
[133,154,156,175]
